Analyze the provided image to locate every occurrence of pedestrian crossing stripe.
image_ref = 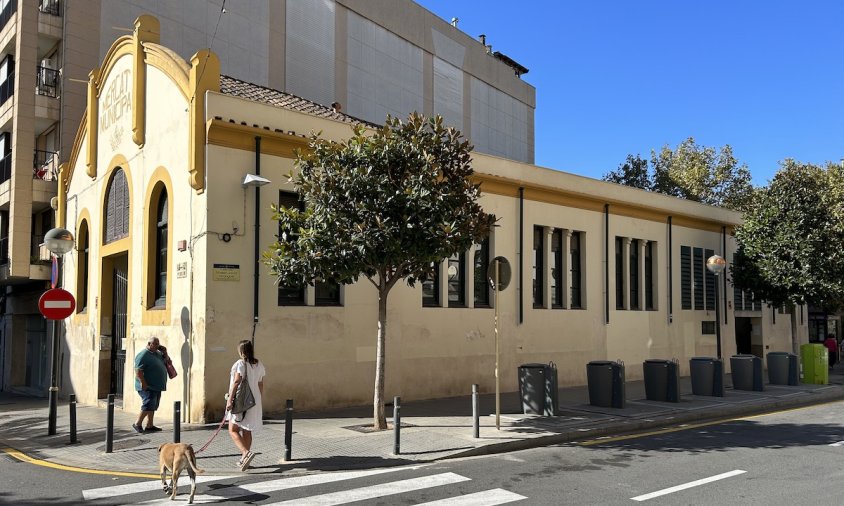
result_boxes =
[83,468,528,505]
[265,472,470,505]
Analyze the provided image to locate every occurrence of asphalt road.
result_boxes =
[4,401,844,504]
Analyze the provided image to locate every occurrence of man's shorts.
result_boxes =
[138,389,162,411]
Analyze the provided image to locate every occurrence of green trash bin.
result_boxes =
[800,343,828,385]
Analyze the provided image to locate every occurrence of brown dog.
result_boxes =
[158,443,205,503]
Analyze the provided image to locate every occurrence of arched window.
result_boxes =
[154,189,168,306]
[76,220,89,312]
[104,168,129,243]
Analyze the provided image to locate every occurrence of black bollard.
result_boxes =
[472,384,479,439]
[283,399,293,462]
[68,394,78,444]
[105,394,114,453]
[173,401,181,443]
[393,396,401,455]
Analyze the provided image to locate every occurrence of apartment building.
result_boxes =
[58,17,806,422]
[0,0,535,394]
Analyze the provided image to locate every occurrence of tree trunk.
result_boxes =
[373,288,388,429]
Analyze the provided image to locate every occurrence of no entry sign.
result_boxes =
[39,288,76,320]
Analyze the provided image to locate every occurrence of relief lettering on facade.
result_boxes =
[99,69,132,134]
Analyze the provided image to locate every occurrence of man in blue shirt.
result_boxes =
[133,336,168,433]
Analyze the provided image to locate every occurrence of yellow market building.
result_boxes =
[59,17,808,423]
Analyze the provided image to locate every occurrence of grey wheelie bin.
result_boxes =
[730,354,764,391]
[586,360,625,408]
[766,351,798,386]
[518,362,559,416]
[643,359,680,402]
[689,357,725,397]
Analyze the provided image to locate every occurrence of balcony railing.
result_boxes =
[36,67,59,98]
[33,150,58,181]
[38,0,60,16]
[0,0,16,32]
[0,151,10,184]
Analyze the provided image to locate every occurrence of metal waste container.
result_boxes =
[518,362,558,416]
[643,359,680,402]
[586,360,625,408]
[689,357,725,397]
[730,354,763,391]
[800,343,828,385]
[767,351,798,386]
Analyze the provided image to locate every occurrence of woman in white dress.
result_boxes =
[225,340,266,471]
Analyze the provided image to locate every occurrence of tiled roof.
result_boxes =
[219,75,377,127]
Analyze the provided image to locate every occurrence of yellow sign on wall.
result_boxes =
[212,263,240,281]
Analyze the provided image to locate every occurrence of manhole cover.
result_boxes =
[342,423,415,434]
[96,438,149,452]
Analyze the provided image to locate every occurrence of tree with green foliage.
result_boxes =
[603,137,754,211]
[732,159,844,311]
[264,114,496,429]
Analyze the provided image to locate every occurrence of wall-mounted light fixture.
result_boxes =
[242,173,270,188]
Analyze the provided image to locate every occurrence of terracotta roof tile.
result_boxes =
[219,75,378,127]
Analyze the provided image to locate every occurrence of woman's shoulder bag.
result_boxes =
[231,360,256,420]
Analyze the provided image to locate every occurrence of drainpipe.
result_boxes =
[518,187,524,324]
[604,204,609,324]
[252,137,261,346]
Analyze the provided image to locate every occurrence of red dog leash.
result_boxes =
[195,415,227,454]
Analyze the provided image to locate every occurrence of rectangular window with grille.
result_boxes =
[615,237,624,310]
[277,191,305,306]
[422,261,440,307]
[570,231,582,309]
[645,241,654,310]
[693,247,704,310]
[681,246,692,310]
[448,252,466,307]
[551,229,563,308]
[473,236,490,307]
[533,226,544,308]
[630,239,640,310]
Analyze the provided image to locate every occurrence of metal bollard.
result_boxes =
[173,401,181,443]
[69,394,78,444]
[472,384,479,439]
[393,396,401,455]
[105,394,114,453]
[283,399,293,462]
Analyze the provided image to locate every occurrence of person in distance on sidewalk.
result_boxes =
[133,336,169,433]
[225,340,266,471]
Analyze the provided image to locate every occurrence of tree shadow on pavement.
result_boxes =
[274,455,418,472]
[577,420,844,454]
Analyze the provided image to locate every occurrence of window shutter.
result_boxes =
[680,246,691,310]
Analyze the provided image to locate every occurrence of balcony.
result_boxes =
[36,67,59,98]
[38,0,60,16]
[33,150,57,181]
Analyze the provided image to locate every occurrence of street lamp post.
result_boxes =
[706,255,727,359]
[44,227,75,436]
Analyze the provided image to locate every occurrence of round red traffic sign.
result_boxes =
[39,288,76,320]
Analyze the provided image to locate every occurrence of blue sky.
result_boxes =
[417,1,844,186]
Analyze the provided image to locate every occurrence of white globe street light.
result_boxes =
[44,227,75,436]
[706,254,727,359]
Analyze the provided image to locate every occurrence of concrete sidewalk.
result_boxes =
[4,367,844,476]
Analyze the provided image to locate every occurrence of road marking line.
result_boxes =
[119,467,412,503]
[84,475,237,500]
[829,441,844,447]
[2,447,159,479]
[265,472,471,505]
[417,488,526,505]
[631,470,746,502]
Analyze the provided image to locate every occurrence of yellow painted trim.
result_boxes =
[141,167,173,325]
[64,110,87,188]
[206,118,310,158]
[97,38,133,94]
[474,173,730,233]
[144,44,191,100]
[73,210,92,322]
[97,158,134,350]
[131,17,155,146]
[86,70,99,178]
[2,447,159,479]
[188,49,221,193]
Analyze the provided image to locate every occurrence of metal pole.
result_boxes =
[472,384,479,438]
[495,259,501,431]
[715,274,722,359]
[69,393,77,444]
[47,318,59,436]
[393,396,401,455]
[105,394,114,453]
[173,401,181,443]
[283,399,293,461]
